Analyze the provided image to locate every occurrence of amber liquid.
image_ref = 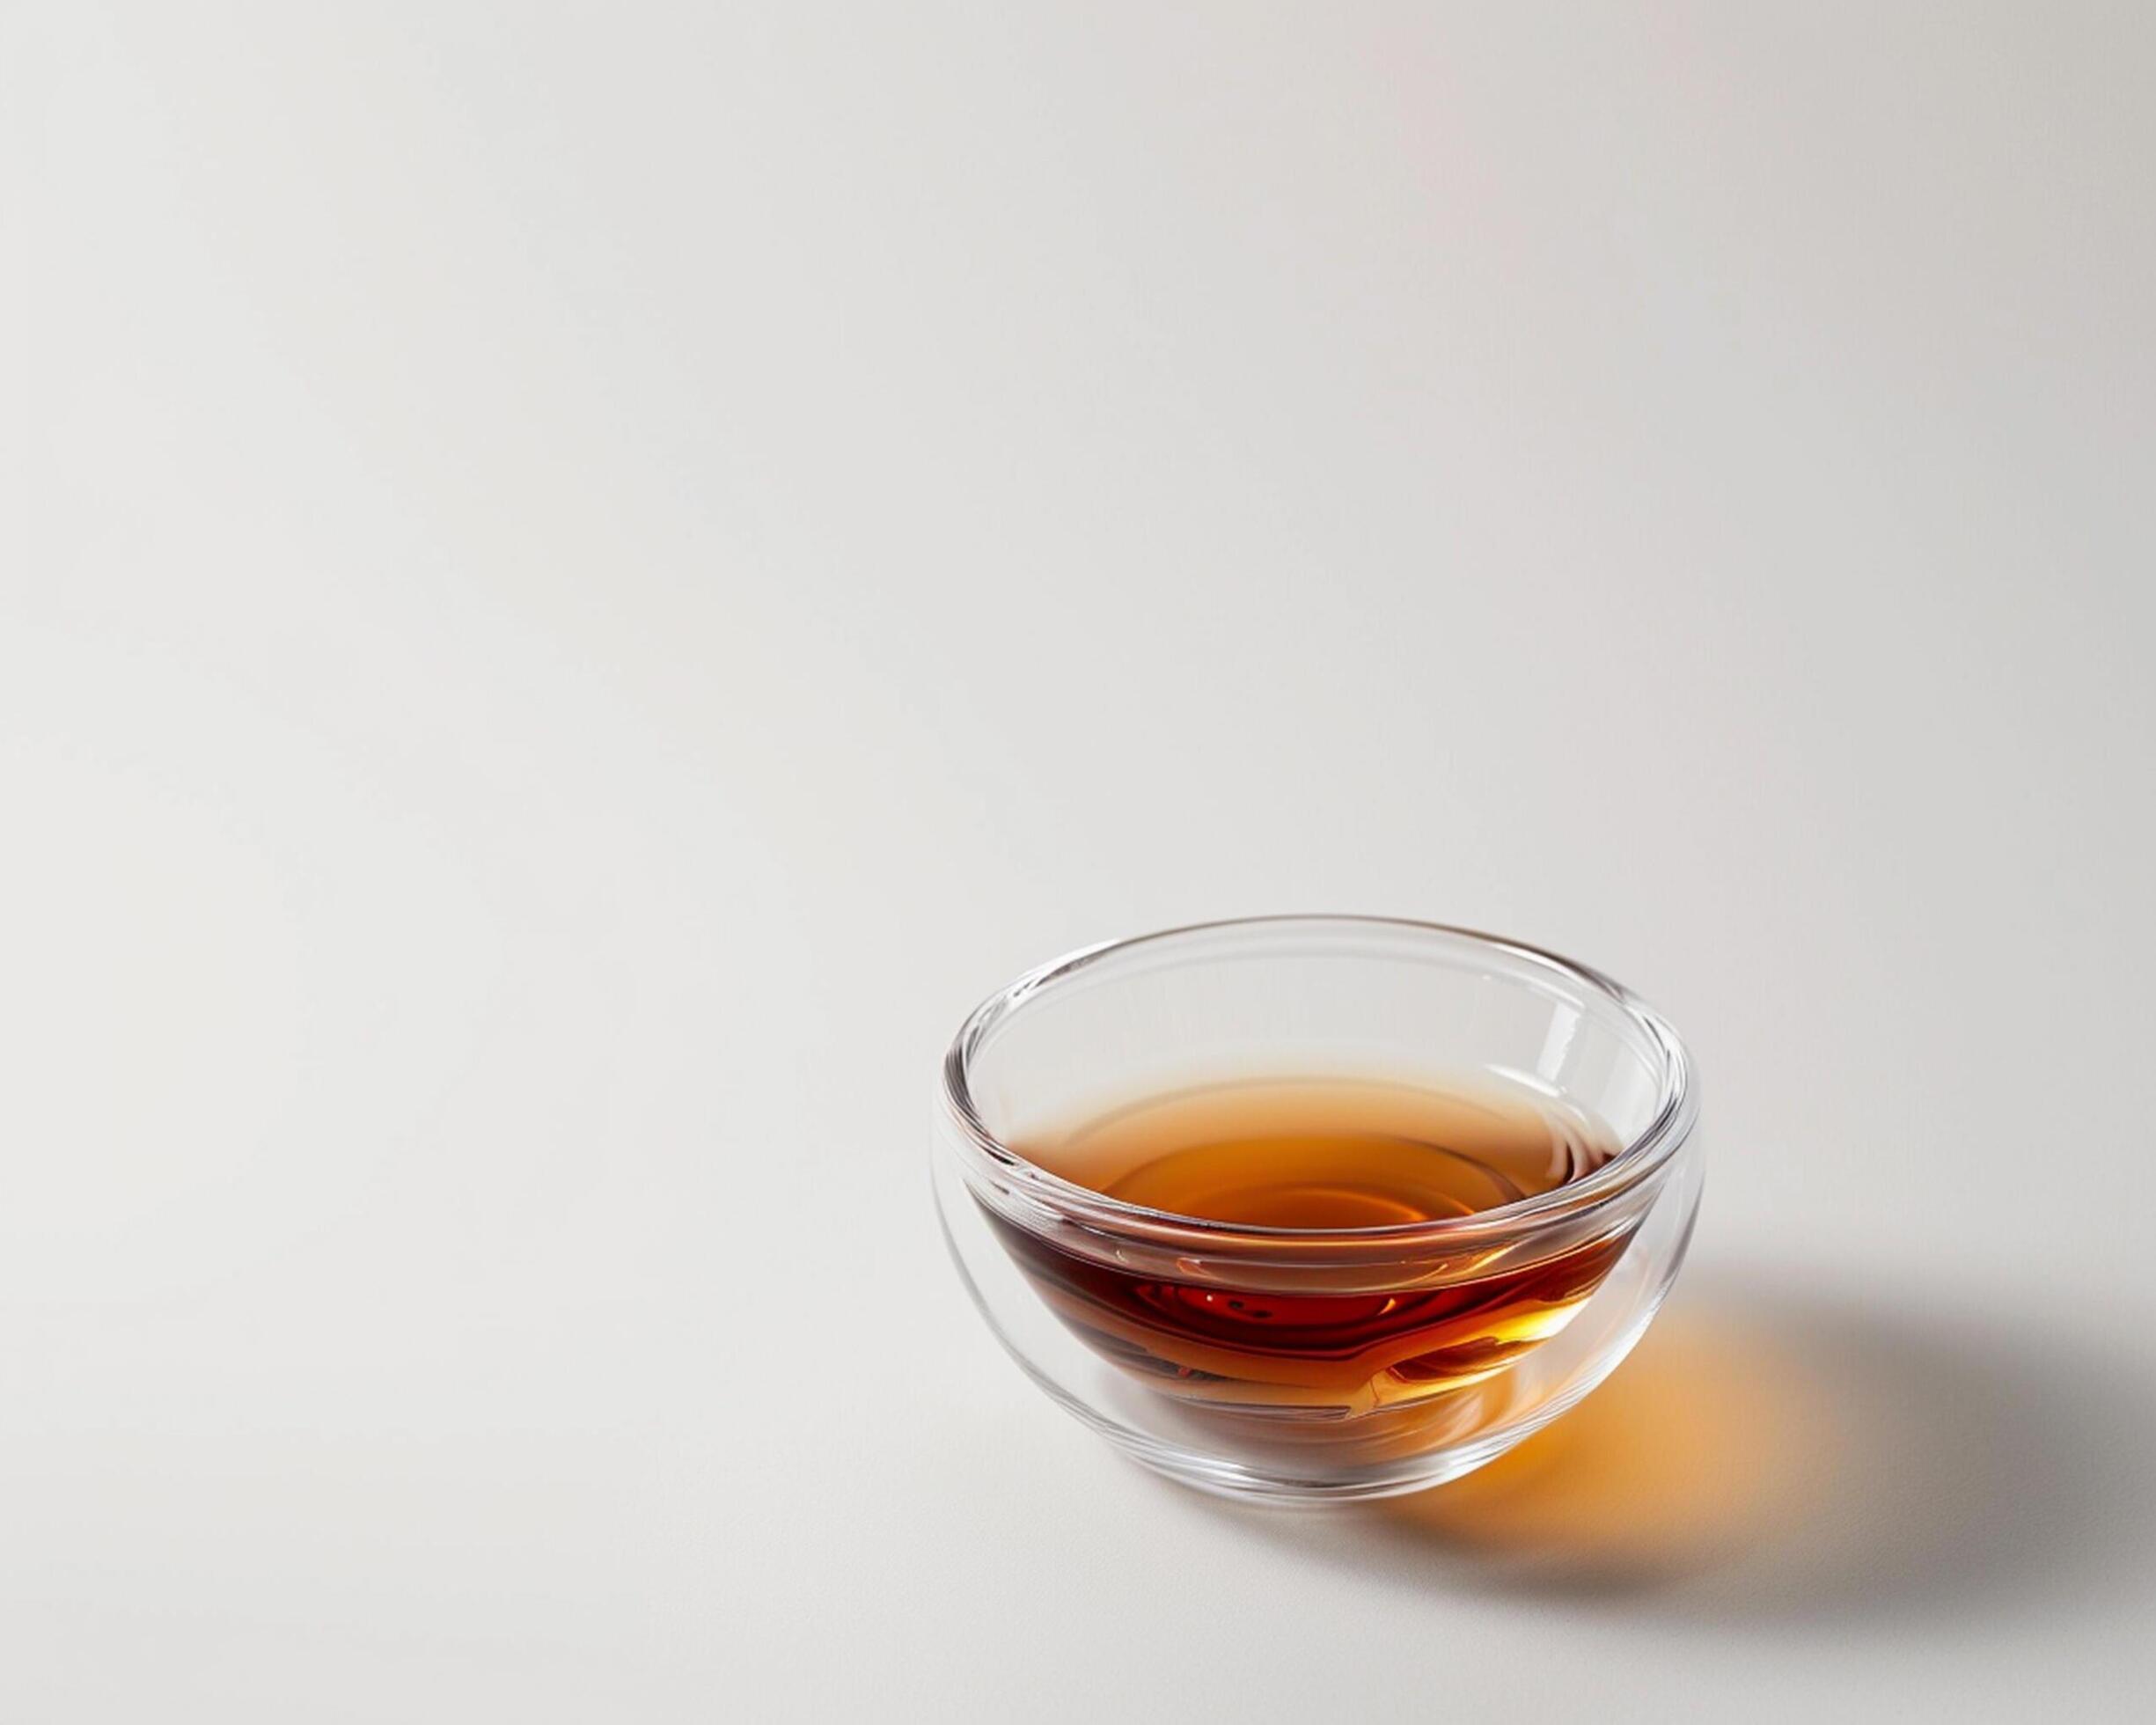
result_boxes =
[992,1076,1636,1417]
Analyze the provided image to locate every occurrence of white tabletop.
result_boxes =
[11,4,2155,1718]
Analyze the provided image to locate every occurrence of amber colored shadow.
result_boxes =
[1382,1295,1822,1594]
[1167,1271,2156,1630]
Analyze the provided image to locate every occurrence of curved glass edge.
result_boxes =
[939,916,1698,1261]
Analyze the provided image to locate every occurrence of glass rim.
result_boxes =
[939,914,1698,1251]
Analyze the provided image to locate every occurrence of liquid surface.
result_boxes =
[990,1075,1635,1416]
[1023,1075,1615,1227]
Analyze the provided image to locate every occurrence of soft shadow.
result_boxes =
[1165,1271,2156,1630]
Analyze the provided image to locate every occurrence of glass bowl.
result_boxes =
[932,916,1702,1502]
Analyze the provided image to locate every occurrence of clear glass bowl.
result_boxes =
[933,916,1703,1502]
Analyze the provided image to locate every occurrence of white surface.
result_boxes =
[11,4,2156,1718]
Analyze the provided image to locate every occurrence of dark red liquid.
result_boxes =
[993,1077,1638,1414]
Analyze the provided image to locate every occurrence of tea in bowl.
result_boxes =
[933,917,1702,1501]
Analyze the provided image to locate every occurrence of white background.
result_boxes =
[11,4,2156,1719]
